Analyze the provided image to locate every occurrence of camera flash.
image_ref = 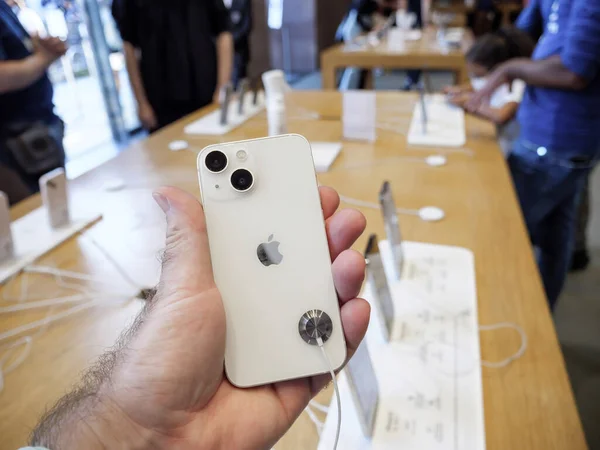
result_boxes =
[236,150,248,160]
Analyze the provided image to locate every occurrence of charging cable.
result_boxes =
[309,399,330,414]
[339,194,445,222]
[0,336,33,394]
[316,336,341,450]
[479,322,528,369]
[304,404,324,437]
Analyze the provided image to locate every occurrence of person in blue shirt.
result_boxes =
[0,0,66,196]
[467,0,600,308]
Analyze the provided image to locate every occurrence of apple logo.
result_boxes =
[257,234,283,267]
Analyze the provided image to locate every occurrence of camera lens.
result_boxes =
[205,151,228,173]
[231,169,254,192]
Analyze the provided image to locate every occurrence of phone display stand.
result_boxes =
[0,208,101,284]
[407,94,466,147]
[318,241,485,450]
[183,91,266,136]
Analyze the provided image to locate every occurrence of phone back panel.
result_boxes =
[197,135,346,387]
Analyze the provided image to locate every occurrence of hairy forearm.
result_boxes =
[216,32,233,91]
[504,56,588,90]
[123,42,151,108]
[30,307,161,449]
[0,54,50,94]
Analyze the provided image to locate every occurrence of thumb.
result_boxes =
[153,186,216,301]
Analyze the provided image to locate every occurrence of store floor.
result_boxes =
[294,69,600,448]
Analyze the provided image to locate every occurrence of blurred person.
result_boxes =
[224,0,251,88]
[0,0,67,194]
[516,0,592,272]
[112,0,233,131]
[467,0,600,308]
[398,0,425,91]
[445,27,534,155]
[5,0,47,37]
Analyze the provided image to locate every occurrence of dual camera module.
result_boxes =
[205,150,254,192]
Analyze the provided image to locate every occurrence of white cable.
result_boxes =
[339,155,446,171]
[338,195,420,217]
[0,301,99,344]
[309,399,330,414]
[0,336,33,394]
[479,322,528,368]
[304,405,324,437]
[85,235,143,291]
[316,337,341,450]
[24,265,132,297]
[0,293,128,314]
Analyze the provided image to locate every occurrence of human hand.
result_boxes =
[31,186,369,450]
[465,62,514,113]
[34,36,67,65]
[447,92,472,109]
[442,85,466,95]
[137,101,158,130]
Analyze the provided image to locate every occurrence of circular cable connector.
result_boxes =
[298,309,333,345]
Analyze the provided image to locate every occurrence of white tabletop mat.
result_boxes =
[319,241,485,450]
[407,94,466,147]
[184,92,265,136]
[0,208,101,284]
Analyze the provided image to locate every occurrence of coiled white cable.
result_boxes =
[479,322,528,369]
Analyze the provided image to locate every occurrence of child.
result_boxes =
[444,27,534,156]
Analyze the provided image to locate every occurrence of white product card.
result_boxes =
[319,242,485,450]
[343,91,377,142]
[311,142,343,172]
[407,94,466,147]
[0,192,14,263]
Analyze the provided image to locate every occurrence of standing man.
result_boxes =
[0,0,67,196]
[468,0,600,308]
[112,0,234,131]
[224,0,251,88]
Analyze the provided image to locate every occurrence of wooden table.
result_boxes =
[320,27,474,90]
[0,92,587,450]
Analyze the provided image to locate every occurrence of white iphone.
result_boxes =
[197,134,347,387]
[0,192,14,263]
[39,168,70,229]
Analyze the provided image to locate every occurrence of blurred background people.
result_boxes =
[446,26,534,156]
[5,0,46,37]
[468,0,600,307]
[112,0,233,131]
[399,0,425,91]
[0,0,66,199]
[224,0,252,88]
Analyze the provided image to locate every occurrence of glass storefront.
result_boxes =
[13,0,139,171]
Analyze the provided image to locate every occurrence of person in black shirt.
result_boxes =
[112,0,234,131]
[225,0,251,88]
[0,1,67,196]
